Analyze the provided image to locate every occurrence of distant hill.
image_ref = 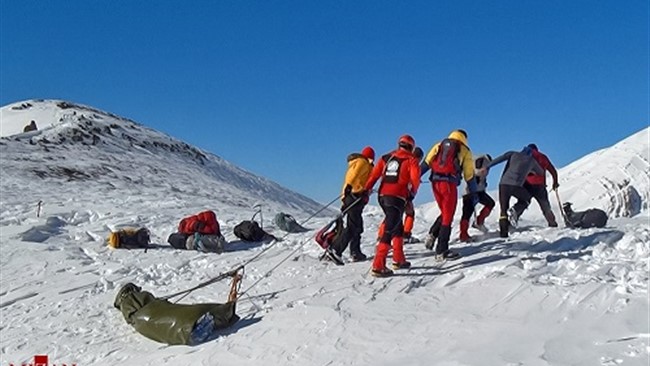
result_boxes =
[0,99,329,216]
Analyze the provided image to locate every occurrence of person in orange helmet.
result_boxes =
[376,146,424,243]
[364,135,421,277]
[421,129,476,261]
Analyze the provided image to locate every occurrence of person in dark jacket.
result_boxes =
[524,143,560,227]
[489,146,545,237]
[329,146,375,262]
[365,135,421,277]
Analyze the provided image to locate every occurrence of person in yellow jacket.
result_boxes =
[329,146,375,262]
[420,129,477,260]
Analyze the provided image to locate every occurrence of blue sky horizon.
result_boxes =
[1,1,648,205]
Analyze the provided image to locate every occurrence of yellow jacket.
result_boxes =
[423,130,474,182]
[341,153,374,197]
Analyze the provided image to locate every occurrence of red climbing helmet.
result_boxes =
[398,134,415,151]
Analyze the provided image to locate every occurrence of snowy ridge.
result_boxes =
[0,101,648,366]
[557,127,649,218]
[0,99,328,217]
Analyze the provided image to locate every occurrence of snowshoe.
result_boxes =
[371,267,394,277]
[391,261,412,270]
[435,250,460,262]
[424,234,436,250]
[472,221,489,234]
[403,236,421,244]
[350,252,368,262]
[323,248,345,266]
[507,207,519,228]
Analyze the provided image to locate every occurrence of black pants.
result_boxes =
[332,194,365,256]
[378,195,406,243]
[523,182,556,224]
[499,184,532,218]
[461,191,495,221]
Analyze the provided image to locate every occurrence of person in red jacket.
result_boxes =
[524,144,559,227]
[365,135,421,277]
[376,146,424,243]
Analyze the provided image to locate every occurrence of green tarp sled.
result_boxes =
[114,281,240,345]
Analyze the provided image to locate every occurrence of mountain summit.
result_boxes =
[0,99,327,217]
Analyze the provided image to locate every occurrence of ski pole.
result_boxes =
[553,188,572,228]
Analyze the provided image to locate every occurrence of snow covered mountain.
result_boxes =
[0,101,648,366]
[558,127,649,218]
[0,99,328,222]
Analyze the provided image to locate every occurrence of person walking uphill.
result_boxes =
[459,154,495,242]
[329,146,375,262]
[421,129,477,261]
[376,146,425,243]
[489,146,545,238]
[365,135,421,277]
[524,143,560,227]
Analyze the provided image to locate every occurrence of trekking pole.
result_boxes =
[239,193,366,299]
[553,188,572,228]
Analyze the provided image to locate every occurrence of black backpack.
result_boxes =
[233,220,269,242]
[167,232,189,249]
[563,203,608,228]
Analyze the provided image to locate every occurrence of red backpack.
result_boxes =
[430,138,460,175]
[178,210,220,236]
[315,218,343,250]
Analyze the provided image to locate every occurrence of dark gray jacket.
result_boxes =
[489,151,544,187]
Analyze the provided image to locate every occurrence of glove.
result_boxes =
[344,184,352,196]
[419,161,430,177]
[360,190,370,205]
[552,181,559,190]
[407,190,416,202]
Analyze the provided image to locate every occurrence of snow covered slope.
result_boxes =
[0,99,328,219]
[558,127,649,217]
[0,101,648,366]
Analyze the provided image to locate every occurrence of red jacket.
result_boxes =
[365,148,420,199]
[526,150,558,185]
[178,210,220,235]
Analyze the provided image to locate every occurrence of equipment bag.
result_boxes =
[107,228,150,249]
[315,218,343,250]
[274,212,309,233]
[431,138,460,175]
[168,232,189,249]
[178,210,220,236]
[186,234,227,253]
[114,283,239,346]
[563,203,608,228]
[233,220,270,242]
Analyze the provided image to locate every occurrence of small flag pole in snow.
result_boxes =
[36,200,43,217]
[252,203,263,229]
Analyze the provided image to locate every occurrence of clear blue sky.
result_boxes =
[1,1,648,204]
